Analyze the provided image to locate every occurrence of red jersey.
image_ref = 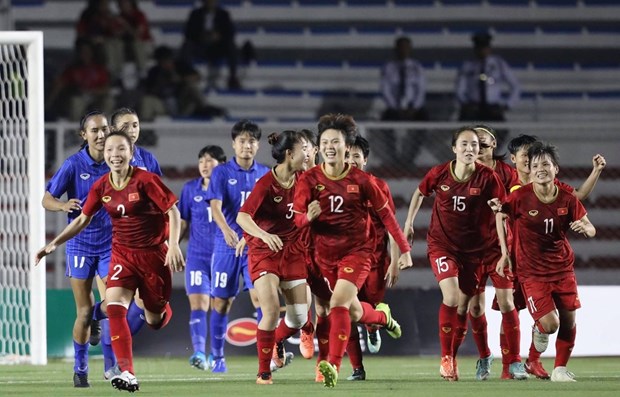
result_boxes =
[239,169,299,253]
[501,183,587,281]
[493,159,518,193]
[419,161,505,254]
[294,164,388,260]
[368,175,396,268]
[82,167,178,249]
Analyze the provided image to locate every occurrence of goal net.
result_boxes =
[0,31,46,365]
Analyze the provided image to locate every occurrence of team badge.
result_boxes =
[528,210,539,216]
[102,196,111,203]
[557,207,568,215]
[347,184,359,193]
[315,184,325,192]
[343,267,354,274]
[469,187,481,195]
[338,334,348,341]
[79,173,90,180]
[274,196,283,203]
[261,348,271,354]
[440,185,450,191]
[128,193,140,202]
[228,179,238,185]
[193,196,203,202]
[441,327,452,333]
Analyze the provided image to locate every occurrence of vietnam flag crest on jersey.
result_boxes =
[557,207,568,215]
[128,192,140,202]
[347,184,359,193]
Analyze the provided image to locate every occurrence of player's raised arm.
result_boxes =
[403,188,424,244]
[35,213,92,265]
[574,154,606,201]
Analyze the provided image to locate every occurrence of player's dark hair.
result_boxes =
[451,126,478,147]
[473,124,506,160]
[104,130,134,152]
[79,110,107,148]
[300,129,317,148]
[267,130,305,164]
[507,134,539,155]
[351,135,370,160]
[527,141,559,168]
[231,119,262,141]
[317,113,357,146]
[198,145,226,163]
[110,107,138,129]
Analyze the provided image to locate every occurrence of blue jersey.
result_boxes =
[179,177,218,260]
[46,146,111,256]
[132,146,162,176]
[206,158,270,250]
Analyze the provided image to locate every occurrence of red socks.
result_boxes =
[256,329,276,374]
[452,314,467,357]
[439,304,457,357]
[555,325,576,368]
[346,323,363,370]
[316,315,330,362]
[357,301,387,325]
[501,309,521,363]
[107,304,134,375]
[275,319,298,343]
[469,313,491,358]
[327,306,351,371]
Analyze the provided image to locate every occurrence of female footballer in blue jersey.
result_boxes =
[179,145,227,371]
[42,111,115,387]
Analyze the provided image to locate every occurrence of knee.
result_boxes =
[284,304,308,329]
[540,318,560,334]
[213,297,232,314]
[468,302,484,317]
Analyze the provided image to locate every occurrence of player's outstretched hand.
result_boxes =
[260,232,283,252]
[306,200,321,222]
[592,154,606,172]
[398,252,413,270]
[495,253,512,278]
[165,245,185,272]
[235,237,246,257]
[62,198,82,213]
[34,244,57,266]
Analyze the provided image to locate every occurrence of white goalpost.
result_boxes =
[0,31,46,365]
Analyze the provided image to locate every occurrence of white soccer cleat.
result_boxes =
[110,370,140,392]
[532,325,549,353]
[551,366,576,382]
[366,328,382,354]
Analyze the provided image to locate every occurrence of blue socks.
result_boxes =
[127,300,146,335]
[210,310,228,359]
[190,310,207,354]
[92,301,106,321]
[73,340,89,375]
[100,319,117,371]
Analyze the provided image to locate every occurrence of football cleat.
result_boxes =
[347,367,366,381]
[551,366,576,382]
[475,355,493,381]
[211,357,228,373]
[73,372,90,388]
[103,364,121,381]
[318,360,338,388]
[375,303,402,339]
[299,329,315,359]
[315,364,324,383]
[525,359,550,379]
[532,325,549,353]
[189,352,208,370]
[509,361,529,380]
[439,355,456,381]
[256,372,273,385]
[89,319,101,346]
[110,370,139,392]
[366,328,382,354]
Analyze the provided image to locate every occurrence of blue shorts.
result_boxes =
[185,253,213,296]
[211,250,253,299]
[65,251,110,280]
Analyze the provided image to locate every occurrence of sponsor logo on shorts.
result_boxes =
[274,196,283,203]
[225,317,258,346]
[343,267,354,274]
[469,187,481,195]
[315,184,325,192]
[528,210,539,216]
[102,196,112,203]
[557,207,568,215]
[80,173,90,180]
[193,196,203,202]
[128,193,140,202]
[347,184,359,193]
[440,185,450,191]
[228,179,238,185]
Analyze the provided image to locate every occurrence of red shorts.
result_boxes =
[491,276,528,312]
[306,256,332,302]
[248,240,307,283]
[428,247,481,297]
[520,274,581,321]
[476,248,514,294]
[315,249,372,292]
[108,244,171,313]
[359,253,390,306]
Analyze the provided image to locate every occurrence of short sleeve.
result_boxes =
[239,174,269,217]
[46,159,74,198]
[205,165,226,202]
[178,182,192,221]
[143,173,178,213]
[293,172,312,214]
[418,166,439,197]
[81,179,103,217]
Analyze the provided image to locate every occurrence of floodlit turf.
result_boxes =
[1,356,618,396]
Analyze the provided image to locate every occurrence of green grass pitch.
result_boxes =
[1,356,618,396]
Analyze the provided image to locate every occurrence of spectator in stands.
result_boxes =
[117,0,153,78]
[181,0,241,90]
[76,0,125,84]
[378,36,428,166]
[141,46,226,120]
[456,31,520,123]
[47,38,114,121]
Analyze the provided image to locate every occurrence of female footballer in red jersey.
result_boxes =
[495,142,595,382]
[294,113,412,388]
[236,130,312,385]
[403,127,505,381]
[36,130,184,392]
[452,124,525,381]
